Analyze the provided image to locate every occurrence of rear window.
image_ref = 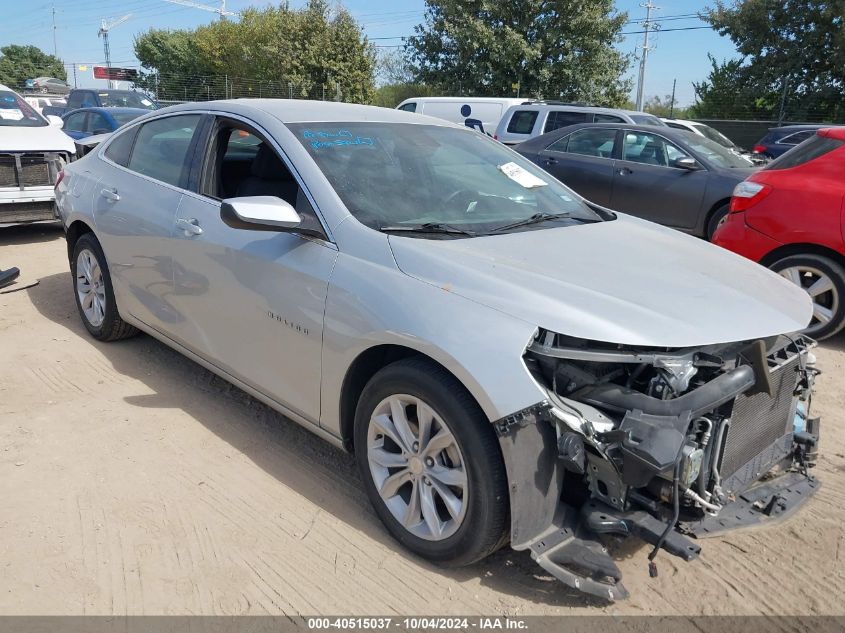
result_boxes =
[765,134,843,170]
[506,110,538,134]
[778,130,815,145]
[594,113,625,123]
[543,110,589,133]
[630,114,666,127]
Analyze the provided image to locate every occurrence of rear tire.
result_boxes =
[706,203,730,241]
[354,357,509,567]
[769,253,845,340]
[71,233,139,342]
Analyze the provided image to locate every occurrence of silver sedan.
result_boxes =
[56,100,820,601]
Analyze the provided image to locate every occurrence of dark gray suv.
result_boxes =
[517,122,757,239]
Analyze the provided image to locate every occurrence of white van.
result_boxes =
[494,103,666,145]
[396,97,528,134]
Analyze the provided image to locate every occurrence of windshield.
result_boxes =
[693,123,737,149]
[685,134,754,168]
[289,122,603,236]
[0,91,47,127]
[98,91,157,110]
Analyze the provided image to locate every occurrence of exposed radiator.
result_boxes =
[0,153,64,189]
[719,347,802,495]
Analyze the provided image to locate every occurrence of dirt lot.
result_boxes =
[1,222,844,616]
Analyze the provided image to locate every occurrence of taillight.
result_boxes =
[493,133,498,140]
[729,180,772,212]
[753,145,766,154]
[54,169,65,190]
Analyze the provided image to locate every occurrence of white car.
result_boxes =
[24,95,67,116]
[661,118,758,161]
[0,84,74,224]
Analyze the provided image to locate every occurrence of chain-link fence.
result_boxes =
[129,72,364,106]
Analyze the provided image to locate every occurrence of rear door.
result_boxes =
[168,115,338,424]
[93,113,205,328]
[609,130,708,229]
[534,127,618,206]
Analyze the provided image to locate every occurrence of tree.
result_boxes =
[134,0,376,103]
[643,93,689,119]
[0,45,66,91]
[689,54,771,120]
[376,49,415,86]
[700,0,845,122]
[405,0,631,105]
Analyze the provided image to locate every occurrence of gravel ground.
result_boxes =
[0,222,843,616]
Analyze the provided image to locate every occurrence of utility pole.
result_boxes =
[635,1,659,112]
[669,78,676,118]
[51,5,58,57]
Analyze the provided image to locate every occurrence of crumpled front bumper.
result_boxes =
[495,383,821,601]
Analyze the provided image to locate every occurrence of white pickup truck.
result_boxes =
[0,84,75,224]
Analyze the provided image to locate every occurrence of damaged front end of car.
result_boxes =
[497,329,820,601]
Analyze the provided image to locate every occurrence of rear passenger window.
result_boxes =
[127,114,201,187]
[549,128,617,158]
[543,111,589,133]
[506,110,538,134]
[104,128,137,166]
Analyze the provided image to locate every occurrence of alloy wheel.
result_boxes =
[778,265,838,334]
[76,249,106,327]
[366,394,468,541]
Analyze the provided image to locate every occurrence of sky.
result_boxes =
[6,0,739,106]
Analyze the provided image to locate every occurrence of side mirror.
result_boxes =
[673,156,700,170]
[47,115,64,128]
[220,196,302,231]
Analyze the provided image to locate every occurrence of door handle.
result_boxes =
[617,167,633,176]
[176,217,203,236]
[543,156,559,165]
[100,188,120,202]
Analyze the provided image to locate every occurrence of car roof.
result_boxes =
[769,124,830,133]
[161,98,461,126]
[515,121,692,150]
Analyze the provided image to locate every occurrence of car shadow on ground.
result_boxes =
[25,270,609,609]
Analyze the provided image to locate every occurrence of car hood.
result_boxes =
[388,214,812,348]
[0,123,76,153]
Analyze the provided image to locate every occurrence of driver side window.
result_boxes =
[203,122,324,236]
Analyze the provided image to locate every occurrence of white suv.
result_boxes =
[0,84,75,224]
[494,103,666,145]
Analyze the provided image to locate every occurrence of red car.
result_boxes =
[713,127,845,339]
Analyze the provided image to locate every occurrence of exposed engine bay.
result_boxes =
[498,329,820,601]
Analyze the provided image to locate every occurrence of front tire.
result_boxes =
[770,253,845,340]
[71,233,138,341]
[354,357,509,567]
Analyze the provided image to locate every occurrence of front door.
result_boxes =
[610,130,708,230]
[167,119,337,423]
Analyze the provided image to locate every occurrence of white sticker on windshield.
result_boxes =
[141,98,152,106]
[498,162,548,188]
[0,109,24,120]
